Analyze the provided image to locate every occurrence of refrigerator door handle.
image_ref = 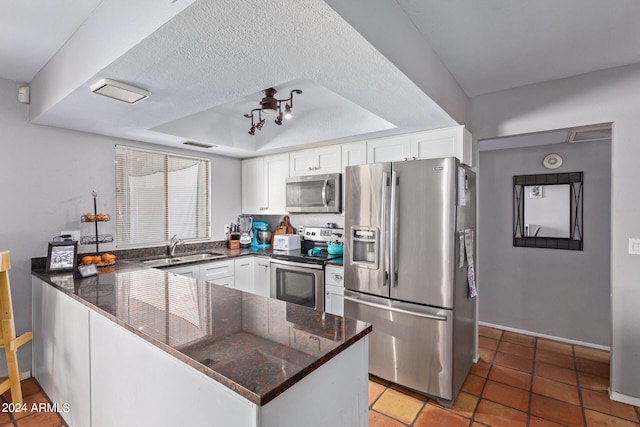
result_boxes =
[389,170,398,287]
[343,296,448,321]
[381,170,389,286]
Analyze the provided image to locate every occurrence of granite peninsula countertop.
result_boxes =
[32,256,369,406]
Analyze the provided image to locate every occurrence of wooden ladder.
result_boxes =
[0,251,32,406]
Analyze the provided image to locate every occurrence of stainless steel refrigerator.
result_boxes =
[344,157,476,405]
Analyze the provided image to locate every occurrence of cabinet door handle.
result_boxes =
[308,166,314,171]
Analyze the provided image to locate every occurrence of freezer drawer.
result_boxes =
[344,291,454,400]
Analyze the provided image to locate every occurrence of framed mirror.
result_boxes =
[513,172,583,250]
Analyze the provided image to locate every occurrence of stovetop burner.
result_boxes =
[271,249,341,266]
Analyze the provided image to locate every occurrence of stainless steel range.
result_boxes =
[270,226,343,312]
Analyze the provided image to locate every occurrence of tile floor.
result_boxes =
[0,378,67,426]
[368,326,640,426]
[2,327,639,426]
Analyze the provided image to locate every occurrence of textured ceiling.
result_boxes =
[2,0,639,156]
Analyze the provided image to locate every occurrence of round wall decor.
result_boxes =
[543,153,563,169]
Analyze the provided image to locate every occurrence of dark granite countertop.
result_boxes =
[32,259,370,406]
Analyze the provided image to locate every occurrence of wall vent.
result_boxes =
[568,126,612,143]
[183,141,215,149]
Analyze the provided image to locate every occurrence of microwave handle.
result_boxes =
[322,179,329,207]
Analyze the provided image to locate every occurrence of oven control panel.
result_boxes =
[302,227,344,243]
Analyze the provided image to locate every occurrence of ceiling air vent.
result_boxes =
[568,126,612,143]
[90,79,150,104]
[183,141,215,149]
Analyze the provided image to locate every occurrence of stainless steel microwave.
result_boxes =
[285,173,341,213]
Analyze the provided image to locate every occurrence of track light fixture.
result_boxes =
[244,88,302,134]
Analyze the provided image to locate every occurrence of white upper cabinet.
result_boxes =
[367,134,413,163]
[413,125,472,166]
[341,142,368,171]
[290,145,341,176]
[367,126,472,166]
[242,153,289,214]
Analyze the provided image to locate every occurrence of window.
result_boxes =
[115,146,210,248]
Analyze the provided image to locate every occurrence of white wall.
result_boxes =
[0,77,241,374]
[471,62,640,401]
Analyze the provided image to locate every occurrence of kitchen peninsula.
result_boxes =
[31,259,370,427]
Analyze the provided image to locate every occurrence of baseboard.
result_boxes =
[609,389,640,406]
[478,321,610,351]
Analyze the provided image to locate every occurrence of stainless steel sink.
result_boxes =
[179,252,226,262]
[142,257,184,266]
[141,252,226,267]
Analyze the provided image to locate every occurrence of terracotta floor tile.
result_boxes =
[446,391,479,418]
[584,408,640,427]
[482,380,530,412]
[414,404,470,427]
[15,410,63,427]
[536,350,575,370]
[574,345,610,364]
[368,410,406,427]
[532,376,580,405]
[530,394,584,427]
[369,380,387,406]
[479,326,503,340]
[537,339,574,356]
[581,388,639,422]
[0,407,10,424]
[489,365,532,391]
[474,399,527,427]
[576,357,610,378]
[11,390,49,420]
[534,361,577,386]
[478,347,495,363]
[389,383,429,402]
[498,341,535,359]
[528,415,568,426]
[461,374,486,396]
[493,352,533,373]
[579,371,610,392]
[502,331,536,348]
[372,388,424,424]
[470,360,491,378]
[479,336,499,351]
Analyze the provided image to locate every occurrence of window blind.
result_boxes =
[115,146,210,248]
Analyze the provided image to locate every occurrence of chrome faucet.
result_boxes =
[168,235,182,256]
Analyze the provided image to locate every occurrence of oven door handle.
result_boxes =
[269,259,324,270]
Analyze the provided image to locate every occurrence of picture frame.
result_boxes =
[46,241,78,272]
[529,185,543,199]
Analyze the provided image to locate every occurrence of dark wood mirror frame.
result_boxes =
[513,172,584,250]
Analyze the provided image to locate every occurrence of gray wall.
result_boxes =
[478,141,611,346]
[471,62,640,401]
[0,77,242,374]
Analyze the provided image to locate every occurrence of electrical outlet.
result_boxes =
[629,238,640,255]
[224,224,230,235]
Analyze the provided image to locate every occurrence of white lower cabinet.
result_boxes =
[253,257,271,297]
[200,259,235,288]
[324,265,344,316]
[166,264,200,278]
[32,277,91,427]
[165,256,270,296]
[234,257,254,293]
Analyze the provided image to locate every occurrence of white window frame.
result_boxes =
[115,146,211,248]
